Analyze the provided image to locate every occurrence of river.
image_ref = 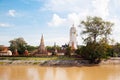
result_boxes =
[0,65,120,80]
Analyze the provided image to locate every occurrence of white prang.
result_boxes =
[69,24,77,49]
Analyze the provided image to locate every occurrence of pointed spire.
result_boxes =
[40,34,45,49]
[38,34,45,54]
[40,34,44,44]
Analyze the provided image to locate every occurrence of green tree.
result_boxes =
[113,43,120,57]
[65,47,72,56]
[0,45,4,51]
[80,16,114,63]
[9,37,27,55]
[26,45,38,52]
[46,45,61,52]
[81,16,113,43]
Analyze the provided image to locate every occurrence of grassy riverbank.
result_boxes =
[1,56,119,66]
[0,56,79,65]
[0,56,77,61]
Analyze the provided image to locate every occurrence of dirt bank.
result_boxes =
[0,57,120,66]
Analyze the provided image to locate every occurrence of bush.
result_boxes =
[79,42,110,63]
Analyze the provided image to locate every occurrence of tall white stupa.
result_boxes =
[69,24,77,49]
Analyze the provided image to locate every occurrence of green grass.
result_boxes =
[0,56,76,61]
[0,62,4,65]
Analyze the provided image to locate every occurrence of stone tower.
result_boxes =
[38,34,46,54]
[69,24,77,49]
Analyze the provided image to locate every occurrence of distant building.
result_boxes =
[32,34,47,56]
[38,34,47,54]
[69,24,77,49]
[0,46,12,56]
[7,50,12,56]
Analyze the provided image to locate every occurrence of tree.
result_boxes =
[0,45,4,51]
[65,46,72,56]
[80,16,114,63]
[81,16,113,43]
[26,45,38,52]
[113,43,120,57]
[9,37,27,55]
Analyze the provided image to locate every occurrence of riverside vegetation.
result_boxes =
[1,16,120,65]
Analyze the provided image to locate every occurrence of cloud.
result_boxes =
[45,0,111,27]
[42,0,110,18]
[67,13,81,26]
[92,0,110,18]
[0,23,12,27]
[109,17,120,43]
[42,0,91,13]
[48,14,66,27]
[8,9,16,17]
[48,13,88,28]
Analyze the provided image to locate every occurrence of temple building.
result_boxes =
[38,34,47,54]
[69,24,77,49]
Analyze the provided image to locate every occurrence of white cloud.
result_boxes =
[48,12,88,28]
[68,13,81,26]
[109,17,120,43]
[0,23,12,27]
[48,14,66,27]
[43,0,110,18]
[92,0,110,18]
[8,9,16,17]
[46,0,111,27]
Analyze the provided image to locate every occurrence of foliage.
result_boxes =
[9,37,27,55]
[46,46,54,51]
[26,45,38,52]
[65,47,72,56]
[81,42,111,63]
[0,45,4,51]
[80,16,114,63]
[113,43,120,57]
[75,47,81,55]
[81,16,114,43]
[46,45,61,51]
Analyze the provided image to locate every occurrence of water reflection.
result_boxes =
[55,68,68,80]
[27,68,40,80]
[107,65,120,80]
[44,68,54,80]
[0,65,120,80]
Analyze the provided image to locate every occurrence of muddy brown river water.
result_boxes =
[0,65,120,80]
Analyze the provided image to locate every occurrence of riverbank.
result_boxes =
[0,57,120,66]
[41,57,120,66]
[0,60,91,66]
[0,56,79,66]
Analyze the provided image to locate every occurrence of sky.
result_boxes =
[0,0,120,46]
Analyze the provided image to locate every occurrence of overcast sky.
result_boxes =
[0,0,120,46]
